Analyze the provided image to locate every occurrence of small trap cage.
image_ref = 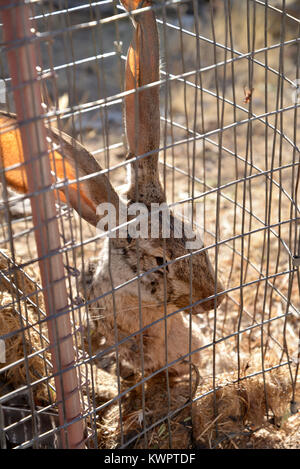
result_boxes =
[0,0,299,450]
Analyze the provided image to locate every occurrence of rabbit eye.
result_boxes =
[155,257,169,272]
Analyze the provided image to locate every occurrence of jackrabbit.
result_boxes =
[0,0,224,375]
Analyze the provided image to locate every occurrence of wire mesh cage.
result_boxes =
[0,0,299,450]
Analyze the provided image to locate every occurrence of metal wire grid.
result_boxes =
[0,0,298,449]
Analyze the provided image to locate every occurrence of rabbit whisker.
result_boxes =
[87,301,175,322]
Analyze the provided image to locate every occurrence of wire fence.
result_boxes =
[0,0,299,449]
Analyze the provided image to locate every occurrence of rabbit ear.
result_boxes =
[123,0,165,206]
[0,112,120,227]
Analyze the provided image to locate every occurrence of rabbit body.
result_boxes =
[82,213,223,374]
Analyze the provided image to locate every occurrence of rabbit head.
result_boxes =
[0,0,224,375]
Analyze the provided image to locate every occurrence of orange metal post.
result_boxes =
[1,0,84,449]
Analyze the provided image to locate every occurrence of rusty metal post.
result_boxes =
[1,0,84,449]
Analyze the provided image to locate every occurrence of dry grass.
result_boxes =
[0,250,54,405]
[94,353,299,449]
[192,356,299,448]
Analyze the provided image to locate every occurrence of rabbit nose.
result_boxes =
[203,280,225,311]
[192,279,225,314]
[198,291,224,313]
